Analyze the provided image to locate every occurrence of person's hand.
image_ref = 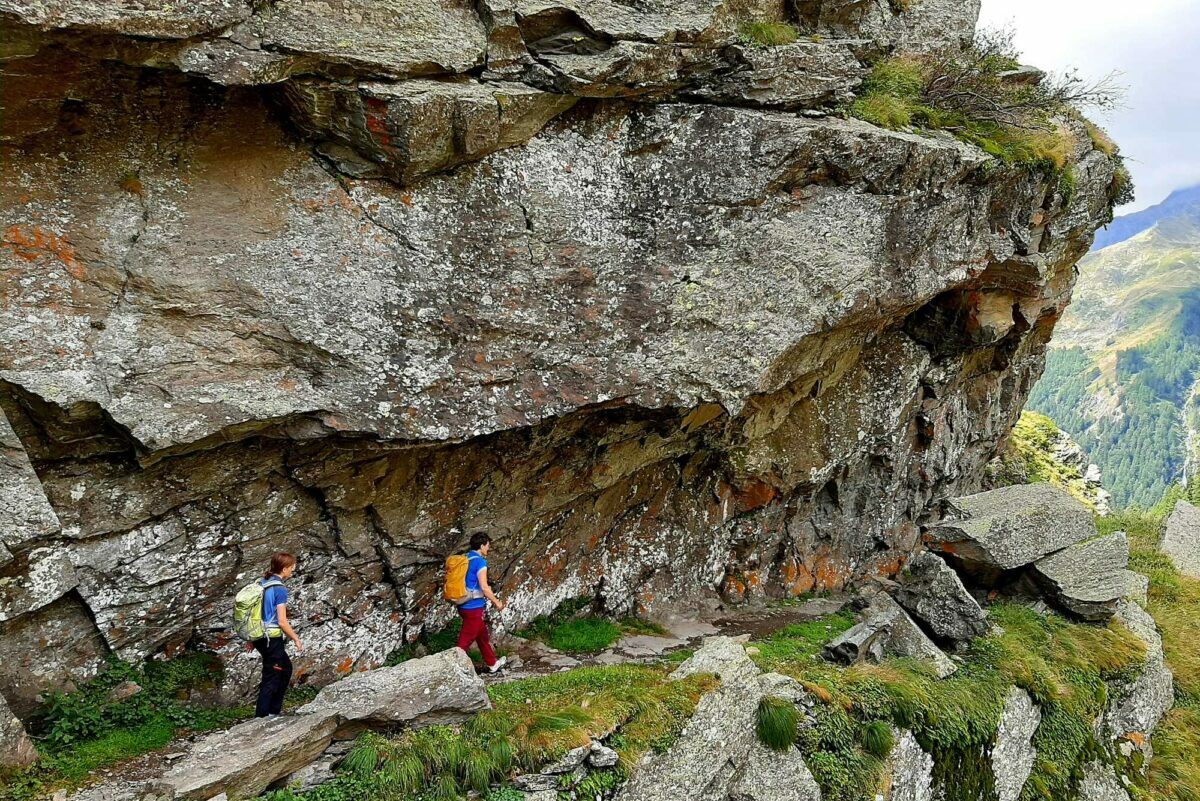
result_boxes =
[494,600,506,613]
[293,639,305,654]
[244,641,255,653]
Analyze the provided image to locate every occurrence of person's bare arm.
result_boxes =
[277,604,304,652]
[478,568,505,612]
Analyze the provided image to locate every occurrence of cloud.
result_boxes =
[979,0,1200,211]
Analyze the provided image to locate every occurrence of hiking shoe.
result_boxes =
[488,656,508,674]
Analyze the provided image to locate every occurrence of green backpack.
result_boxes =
[232,579,284,641]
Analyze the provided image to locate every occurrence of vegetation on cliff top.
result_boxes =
[986,411,1106,510]
[850,30,1123,177]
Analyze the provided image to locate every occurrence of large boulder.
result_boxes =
[1162,499,1200,577]
[894,551,990,646]
[154,649,489,800]
[992,687,1041,801]
[0,691,37,768]
[925,484,1098,578]
[823,593,956,678]
[1077,761,1131,801]
[1031,532,1132,621]
[617,637,821,801]
[297,647,490,729]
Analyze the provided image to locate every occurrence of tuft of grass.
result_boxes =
[889,0,914,11]
[738,21,799,46]
[514,598,661,654]
[755,696,800,752]
[860,720,895,758]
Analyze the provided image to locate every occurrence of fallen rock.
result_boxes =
[1077,760,1131,801]
[1162,499,1200,578]
[824,594,956,678]
[0,691,37,768]
[155,713,339,800]
[588,741,620,768]
[885,727,934,801]
[107,680,143,703]
[1031,532,1132,621]
[298,647,489,729]
[926,484,1098,577]
[992,687,1041,801]
[894,551,989,646]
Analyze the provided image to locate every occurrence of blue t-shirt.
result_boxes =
[461,552,487,610]
[261,576,289,630]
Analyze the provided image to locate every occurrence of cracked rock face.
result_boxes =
[0,0,1118,707]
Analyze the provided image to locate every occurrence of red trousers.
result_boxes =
[456,607,497,667]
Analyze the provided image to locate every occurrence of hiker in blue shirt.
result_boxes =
[455,532,508,673]
[253,552,303,717]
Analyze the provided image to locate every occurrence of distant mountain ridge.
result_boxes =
[1092,184,1200,251]
[1030,186,1200,507]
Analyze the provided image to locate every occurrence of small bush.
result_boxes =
[756,696,800,752]
[739,21,799,46]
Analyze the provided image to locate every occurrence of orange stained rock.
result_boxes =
[1125,732,1146,747]
[733,480,777,513]
[2,224,86,279]
[336,657,355,675]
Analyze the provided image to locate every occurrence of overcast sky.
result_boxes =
[979,0,1200,212]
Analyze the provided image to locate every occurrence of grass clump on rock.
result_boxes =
[850,30,1121,172]
[514,597,664,654]
[738,21,799,46]
[755,696,800,752]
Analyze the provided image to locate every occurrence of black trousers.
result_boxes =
[253,637,292,717]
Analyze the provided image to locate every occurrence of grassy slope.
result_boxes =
[1099,510,1200,801]
[988,411,1103,509]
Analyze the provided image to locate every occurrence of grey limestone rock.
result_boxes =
[0,0,252,38]
[1077,761,1131,801]
[1031,531,1132,621]
[618,637,820,801]
[0,405,59,564]
[992,687,1041,801]
[894,551,989,645]
[1162,499,1200,577]
[155,713,340,801]
[0,691,37,768]
[297,647,489,727]
[885,727,933,801]
[1104,602,1173,762]
[926,484,1099,575]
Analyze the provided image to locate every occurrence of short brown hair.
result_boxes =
[264,552,297,579]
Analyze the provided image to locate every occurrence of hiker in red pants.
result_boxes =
[455,532,507,673]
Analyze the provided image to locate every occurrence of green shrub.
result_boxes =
[739,21,799,46]
[755,696,800,752]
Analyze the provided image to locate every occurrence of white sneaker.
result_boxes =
[488,656,508,673]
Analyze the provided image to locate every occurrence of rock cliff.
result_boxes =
[0,0,1119,709]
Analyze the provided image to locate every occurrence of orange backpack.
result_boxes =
[443,554,472,604]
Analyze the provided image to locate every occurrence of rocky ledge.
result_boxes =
[1,0,1121,736]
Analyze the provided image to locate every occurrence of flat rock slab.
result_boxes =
[926,484,1098,573]
[1032,532,1131,621]
[298,647,489,727]
[1078,760,1130,801]
[613,634,688,657]
[886,726,934,801]
[1162,499,1200,578]
[155,713,339,800]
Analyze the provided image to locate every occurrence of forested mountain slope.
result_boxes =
[1029,192,1200,507]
